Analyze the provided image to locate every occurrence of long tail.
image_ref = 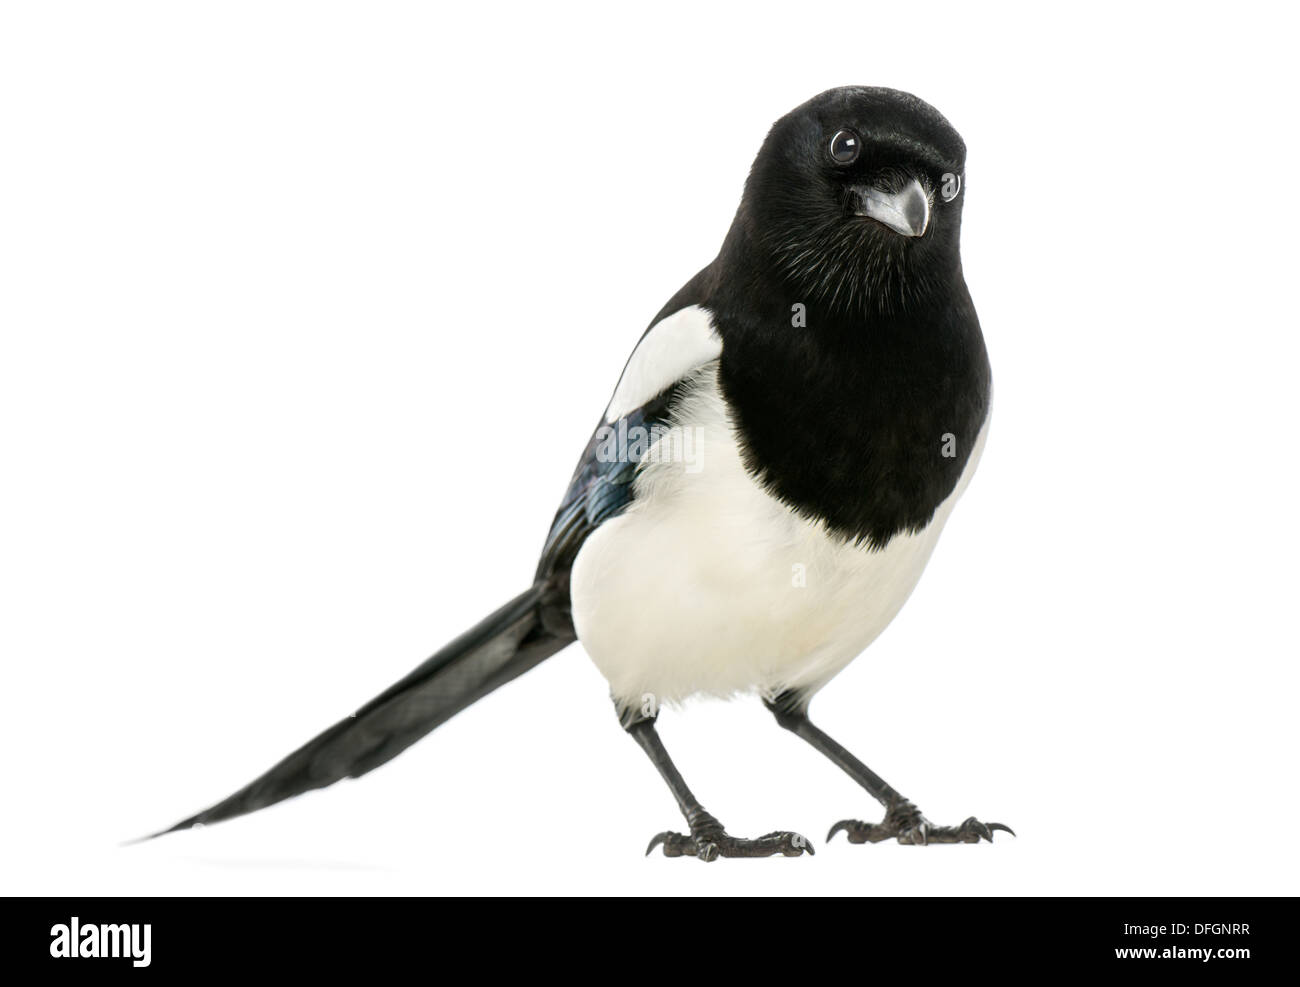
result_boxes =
[145,583,573,839]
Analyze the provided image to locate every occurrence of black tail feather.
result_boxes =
[146,584,573,838]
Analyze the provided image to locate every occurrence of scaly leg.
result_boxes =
[765,694,1013,845]
[621,702,813,860]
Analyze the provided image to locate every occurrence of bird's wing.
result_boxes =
[536,298,720,583]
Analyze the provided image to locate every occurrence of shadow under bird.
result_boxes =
[148,86,1010,859]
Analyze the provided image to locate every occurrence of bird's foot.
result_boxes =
[827,797,1013,845]
[646,811,813,861]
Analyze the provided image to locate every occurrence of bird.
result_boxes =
[146,86,1010,859]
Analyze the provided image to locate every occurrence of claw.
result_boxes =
[764,831,815,856]
[645,831,671,857]
[964,817,993,842]
[986,822,1016,838]
[827,820,854,843]
[791,833,815,856]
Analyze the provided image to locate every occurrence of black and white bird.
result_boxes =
[150,86,1008,859]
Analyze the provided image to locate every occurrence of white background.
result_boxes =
[2,1,1297,896]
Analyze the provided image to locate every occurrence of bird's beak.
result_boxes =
[853,177,931,238]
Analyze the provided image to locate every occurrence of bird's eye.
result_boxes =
[829,129,861,165]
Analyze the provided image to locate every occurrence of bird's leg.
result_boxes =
[620,702,812,861]
[765,694,1013,845]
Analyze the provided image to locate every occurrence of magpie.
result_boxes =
[149,86,1009,859]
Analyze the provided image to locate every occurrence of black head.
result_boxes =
[735,86,968,315]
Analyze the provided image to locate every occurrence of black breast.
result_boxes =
[714,287,990,549]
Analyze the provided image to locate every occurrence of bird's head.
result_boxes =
[737,86,968,316]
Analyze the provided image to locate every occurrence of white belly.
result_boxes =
[569,364,988,707]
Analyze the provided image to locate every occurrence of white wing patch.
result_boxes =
[604,305,722,423]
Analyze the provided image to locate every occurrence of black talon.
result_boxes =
[965,817,993,842]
